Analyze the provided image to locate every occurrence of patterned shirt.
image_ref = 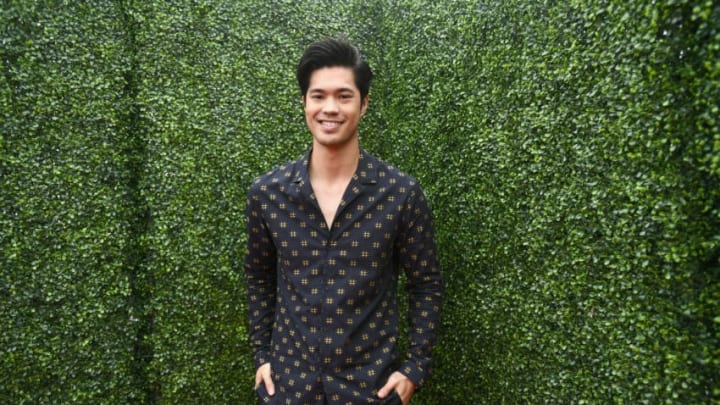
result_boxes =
[244,148,443,404]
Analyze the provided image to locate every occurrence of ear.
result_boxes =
[302,95,306,106]
[361,95,369,116]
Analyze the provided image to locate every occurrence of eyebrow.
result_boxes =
[308,87,356,94]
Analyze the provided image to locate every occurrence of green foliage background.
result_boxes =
[1,0,718,403]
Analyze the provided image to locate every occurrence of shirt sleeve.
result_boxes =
[244,181,277,369]
[396,182,444,388]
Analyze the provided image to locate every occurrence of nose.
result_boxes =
[322,97,340,114]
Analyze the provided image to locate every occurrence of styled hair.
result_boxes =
[296,37,373,99]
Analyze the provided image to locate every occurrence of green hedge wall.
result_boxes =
[1,0,718,404]
[1,1,140,402]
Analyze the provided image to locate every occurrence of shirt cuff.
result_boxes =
[398,359,427,389]
[254,349,271,370]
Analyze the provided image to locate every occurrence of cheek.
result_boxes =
[304,106,314,121]
[304,103,319,116]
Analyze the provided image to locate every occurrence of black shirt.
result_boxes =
[245,148,443,404]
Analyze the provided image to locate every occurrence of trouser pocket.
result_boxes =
[255,383,274,404]
[381,390,402,405]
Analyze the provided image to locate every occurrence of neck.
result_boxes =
[309,138,360,182]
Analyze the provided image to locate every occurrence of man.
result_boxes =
[244,37,443,405]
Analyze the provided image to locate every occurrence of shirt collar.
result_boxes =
[291,147,378,186]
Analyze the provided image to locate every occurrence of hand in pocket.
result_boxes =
[254,363,275,403]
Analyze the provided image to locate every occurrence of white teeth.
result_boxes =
[321,121,341,129]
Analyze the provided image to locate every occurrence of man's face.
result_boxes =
[303,66,368,149]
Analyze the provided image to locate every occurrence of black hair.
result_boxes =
[296,37,373,99]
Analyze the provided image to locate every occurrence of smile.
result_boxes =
[320,120,342,129]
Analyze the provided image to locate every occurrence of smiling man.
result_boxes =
[244,37,443,405]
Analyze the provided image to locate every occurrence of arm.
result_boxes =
[395,182,444,388]
[244,183,278,370]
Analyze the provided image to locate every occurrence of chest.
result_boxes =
[312,179,350,229]
[262,180,406,261]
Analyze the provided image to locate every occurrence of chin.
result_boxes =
[314,135,354,148]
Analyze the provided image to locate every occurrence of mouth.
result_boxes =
[319,120,343,130]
